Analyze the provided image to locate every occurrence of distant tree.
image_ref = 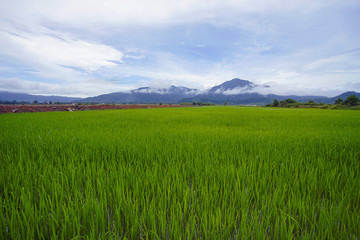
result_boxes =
[279,100,286,107]
[224,101,228,106]
[344,95,359,106]
[307,100,316,104]
[285,98,297,104]
[334,98,343,105]
[32,100,38,105]
[273,99,279,107]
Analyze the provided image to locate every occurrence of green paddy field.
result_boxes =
[1,107,359,239]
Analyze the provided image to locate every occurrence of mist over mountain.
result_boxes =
[2,79,359,105]
[207,78,257,94]
[78,85,199,104]
[132,86,199,95]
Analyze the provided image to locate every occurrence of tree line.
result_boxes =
[267,95,359,108]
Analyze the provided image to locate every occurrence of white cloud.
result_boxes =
[0,23,128,96]
[303,50,360,72]
[252,82,345,97]
[0,25,124,73]
[252,69,359,97]
[0,77,131,97]
[1,0,356,28]
[304,56,348,71]
[0,0,359,97]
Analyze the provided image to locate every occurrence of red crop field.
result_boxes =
[0,104,191,113]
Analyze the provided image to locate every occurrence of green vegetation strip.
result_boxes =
[1,107,359,239]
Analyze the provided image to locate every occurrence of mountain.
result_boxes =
[79,79,360,105]
[184,78,272,104]
[78,86,199,104]
[3,79,359,105]
[180,79,360,105]
[0,91,82,103]
[78,78,273,104]
[330,91,360,101]
[208,78,254,93]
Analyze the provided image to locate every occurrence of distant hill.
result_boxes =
[330,91,360,102]
[78,86,199,104]
[0,91,82,103]
[2,79,359,105]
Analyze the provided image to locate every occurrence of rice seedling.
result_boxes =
[1,107,359,239]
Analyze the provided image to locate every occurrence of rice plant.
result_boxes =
[1,107,359,239]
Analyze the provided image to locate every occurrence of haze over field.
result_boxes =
[0,0,359,97]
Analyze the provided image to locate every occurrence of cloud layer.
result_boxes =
[0,0,359,97]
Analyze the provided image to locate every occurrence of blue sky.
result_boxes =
[0,0,359,97]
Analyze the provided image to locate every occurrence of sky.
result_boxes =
[0,0,359,97]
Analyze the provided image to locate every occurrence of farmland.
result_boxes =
[0,104,189,114]
[1,107,359,239]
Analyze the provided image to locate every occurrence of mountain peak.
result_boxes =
[208,78,254,94]
[226,78,252,85]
